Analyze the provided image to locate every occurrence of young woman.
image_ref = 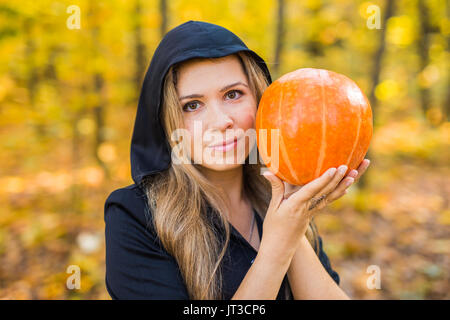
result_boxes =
[104,20,370,300]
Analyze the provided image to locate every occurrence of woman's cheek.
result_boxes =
[239,111,256,158]
[240,111,255,131]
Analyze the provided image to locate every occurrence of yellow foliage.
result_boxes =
[387,15,415,47]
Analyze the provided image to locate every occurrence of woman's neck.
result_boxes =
[198,165,248,220]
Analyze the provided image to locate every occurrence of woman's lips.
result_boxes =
[208,137,239,152]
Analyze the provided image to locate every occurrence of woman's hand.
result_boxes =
[259,159,371,264]
[260,166,345,263]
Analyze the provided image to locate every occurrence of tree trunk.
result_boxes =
[417,0,432,121]
[360,0,395,190]
[89,3,110,179]
[93,73,110,180]
[134,0,146,97]
[160,0,168,37]
[273,0,285,79]
[445,4,450,122]
[24,17,45,137]
[367,0,395,118]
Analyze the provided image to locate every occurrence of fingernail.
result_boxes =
[339,165,348,174]
[328,168,337,176]
[345,178,354,187]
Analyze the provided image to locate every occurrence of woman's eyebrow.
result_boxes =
[178,81,248,101]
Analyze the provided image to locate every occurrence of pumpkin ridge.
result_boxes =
[278,88,299,183]
[315,70,327,178]
[345,82,362,167]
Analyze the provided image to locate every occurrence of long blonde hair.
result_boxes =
[140,51,320,299]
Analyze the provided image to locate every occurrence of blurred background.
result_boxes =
[0,0,448,299]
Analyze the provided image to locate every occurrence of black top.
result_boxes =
[104,183,340,300]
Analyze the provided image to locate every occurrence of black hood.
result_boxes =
[130,20,273,185]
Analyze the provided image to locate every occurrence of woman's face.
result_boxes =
[176,54,257,172]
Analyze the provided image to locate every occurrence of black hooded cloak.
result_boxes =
[104,20,340,300]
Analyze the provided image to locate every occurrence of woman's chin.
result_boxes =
[199,160,243,172]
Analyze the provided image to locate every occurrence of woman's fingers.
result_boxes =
[315,164,349,197]
[326,159,371,201]
[353,159,370,182]
[326,176,355,202]
[306,164,349,211]
[283,159,372,213]
[335,158,370,190]
[289,167,337,204]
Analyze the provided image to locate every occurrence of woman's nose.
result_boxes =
[206,103,234,131]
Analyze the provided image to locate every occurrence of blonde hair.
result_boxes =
[140,51,320,299]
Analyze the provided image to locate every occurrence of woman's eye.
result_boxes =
[183,101,200,112]
[226,90,243,100]
[182,90,243,112]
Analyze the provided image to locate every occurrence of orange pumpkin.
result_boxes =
[256,68,373,186]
